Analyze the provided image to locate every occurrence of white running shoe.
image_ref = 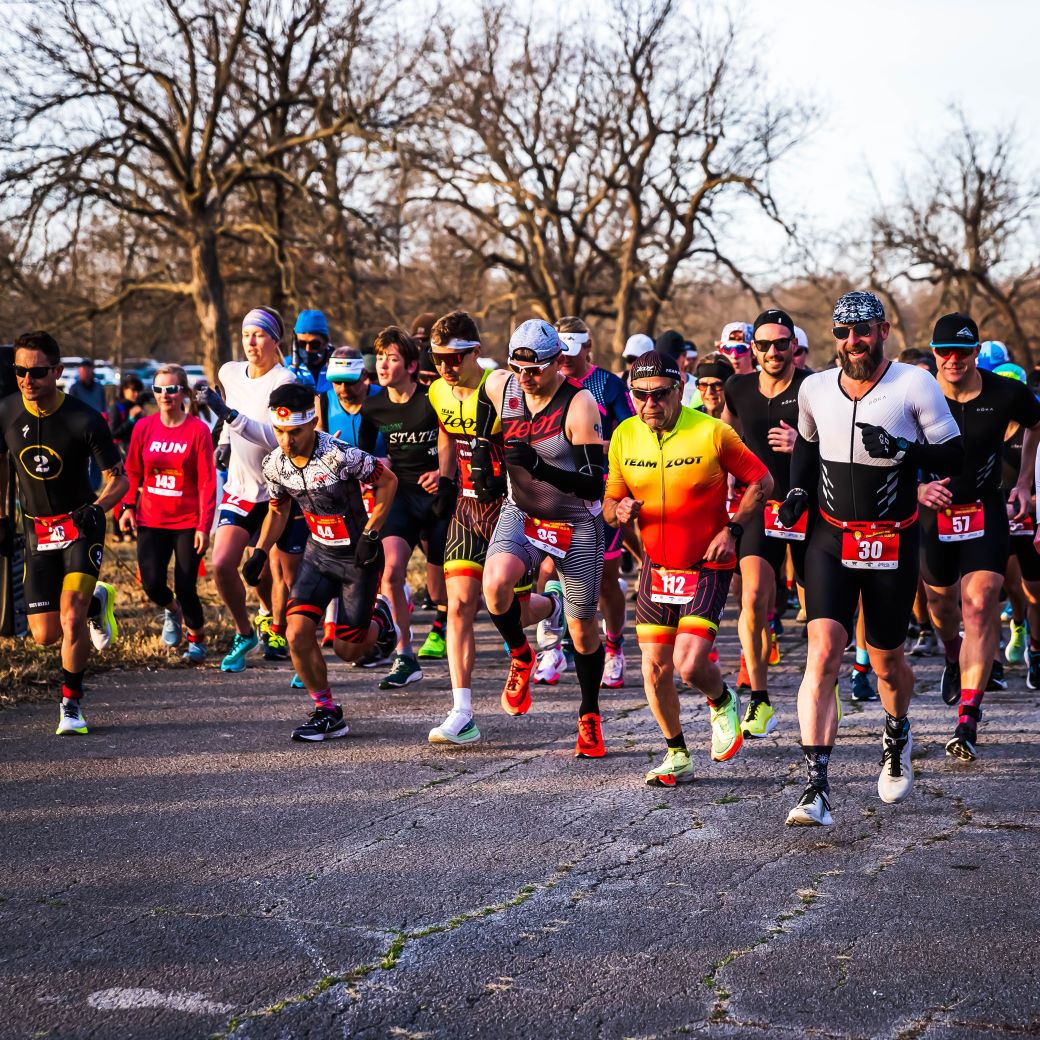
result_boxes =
[534,645,566,685]
[536,580,565,651]
[89,581,118,651]
[56,700,88,736]
[428,709,481,745]
[785,785,832,826]
[878,722,914,804]
[601,648,625,688]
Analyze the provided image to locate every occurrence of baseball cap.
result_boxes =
[508,318,561,362]
[720,321,751,344]
[294,309,330,338]
[978,340,1010,371]
[630,350,681,383]
[753,309,794,335]
[832,290,885,325]
[994,362,1026,384]
[558,331,590,357]
[794,326,809,350]
[327,348,366,383]
[410,312,437,342]
[622,333,655,359]
[683,340,698,359]
[931,313,979,348]
[655,329,685,361]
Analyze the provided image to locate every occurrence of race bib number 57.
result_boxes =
[937,501,984,542]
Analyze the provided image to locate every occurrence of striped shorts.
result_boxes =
[635,561,732,646]
[487,500,603,620]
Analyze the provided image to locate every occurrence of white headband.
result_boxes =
[441,338,480,350]
[269,406,316,428]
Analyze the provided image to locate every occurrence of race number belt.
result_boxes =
[936,501,984,542]
[649,566,700,604]
[523,517,573,559]
[1010,514,1036,538]
[764,499,807,541]
[820,510,915,572]
[147,466,185,498]
[304,512,352,547]
[33,513,80,552]
[220,491,256,517]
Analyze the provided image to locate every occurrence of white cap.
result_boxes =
[720,321,750,344]
[558,331,590,357]
[794,326,809,349]
[622,333,655,359]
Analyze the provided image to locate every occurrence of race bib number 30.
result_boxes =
[650,567,699,604]
[523,517,573,559]
[764,500,807,541]
[841,529,899,570]
[304,512,351,547]
[937,501,984,542]
[34,515,79,551]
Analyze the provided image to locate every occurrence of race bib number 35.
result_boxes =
[841,529,899,570]
[523,517,573,559]
[650,567,699,605]
[937,501,984,542]
[764,500,807,541]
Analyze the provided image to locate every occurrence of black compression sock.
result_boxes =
[802,744,832,791]
[666,732,687,751]
[751,689,770,705]
[488,597,527,651]
[432,607,447,635]
[573,643,605,716]
[885,713,909,738]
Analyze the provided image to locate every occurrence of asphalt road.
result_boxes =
[2,609,1039,1040]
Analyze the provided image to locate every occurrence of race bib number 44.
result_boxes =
[304,512,352,547]
[841,529,899,570]
[523,517,573,559]
[650,567,699,604]
[764,500,807,541]
[937,501,984,542]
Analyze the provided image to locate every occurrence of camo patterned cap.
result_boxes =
[833,290,885,325]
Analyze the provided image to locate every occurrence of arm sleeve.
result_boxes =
[121,420,144,508]
[903,435,964,474]
[531,443,605,500]
[227,411,277,449]
[604,434,631,501]
[789,434,820,498]
[195,422,217,531]
[475,381,498,439]
[796,380,819,442]
[87,411,124,472]
[717,423,769,485]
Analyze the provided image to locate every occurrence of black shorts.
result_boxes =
[23,507,106,614]
[803,519,919,651]
[217,495,308,554]
[382,483,450,566]
[1010,519,1040,582]
[635,560,732,646]
[920,495,1009,588]
[286,544,382,643]
[737,509,808,583]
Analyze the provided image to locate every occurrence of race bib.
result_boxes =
[220,492,256,517]
[147,467,184,498]
[1010,514,1036,538]
[34,515,79,552]
[841,529,899,570]
[937,501,984,542]
[523,517,573,559]
[650,567,699,605]
[304,512,352,547]
[764,500,807,541]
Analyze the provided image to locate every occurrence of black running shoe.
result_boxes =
[291,706,349,742]
[945,722,977,762]
[986,659,1008,692]
[1028,650,1040,691]
[941,659,961,705]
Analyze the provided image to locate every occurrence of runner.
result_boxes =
[477,319,608,756]
[118,365,217,661]
[718,322,755,376]
[723,308,810,738]
[319,346,384,446]
[285,309,333,394]
[359,326,448,687]
[0,331,128,735]
[244,383,398,741]
[604,351,771,785]
[793,327,811,371]
[693,353,735,419]
[776,291,962,826]
[621,334,655,388]
[913,314,1040,762]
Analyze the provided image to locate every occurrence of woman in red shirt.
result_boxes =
[119,365,217,661]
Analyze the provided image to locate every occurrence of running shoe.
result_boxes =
[878,720,914,804]
[429,709,481,745]
[379,653,423,690]
[88,581,118,651]
[940,659,961,706]
[254,610,274,649]
[1001,602,1013,622]
[1028,649,1040,691]
[741,698,777,738]
[910,629,937,657]
[291,705,349,742]
[986,660,1008,692]
[785,785,832,827]
[850,668,878,702]
[417,630,447,660]
[645,747,694,786]
[575,712,605,758]
[735,653,750,692]
[945,722,978,762]
[534,645,566,685]
[536,580,565,650]
[768,632,781,666]
[601,647,625,688]
[501,650,535,716]
[795,606,807,623]
[264,631,289,662]
[709,686,743,762]
[162,603,183,647]
[221,631,259,672]
[55,700,88,736]
[356,596,397,668]
[290,674,305,689]
[322,622,336,648]
[1006,621,1027,665]
[182,642,207,664]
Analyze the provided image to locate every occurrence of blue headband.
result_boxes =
[242,308,282,342]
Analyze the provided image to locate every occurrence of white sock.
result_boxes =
[452,687,472,714]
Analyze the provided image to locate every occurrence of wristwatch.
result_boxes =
[725,520,744,539]
[226,408,240,424]
[893,436,909,462]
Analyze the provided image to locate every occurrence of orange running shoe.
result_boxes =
[575,712,605,757]
[736,652,750,689]
[769,632,781,666]
[501,647,535,715]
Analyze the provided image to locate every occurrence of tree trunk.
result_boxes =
[190,228,232,384]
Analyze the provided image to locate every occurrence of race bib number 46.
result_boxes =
[650,567,699,604]
[764,500,807,541]
[841,529,899,570]
[937,501,984,542]
[523,517,573,559]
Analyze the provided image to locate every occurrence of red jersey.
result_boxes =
[122,413,217,530]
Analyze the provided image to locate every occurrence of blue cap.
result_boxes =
[508,319,561,362]
[977,341,1009,371]
[294,309,330,338]
[994,362,1026,384]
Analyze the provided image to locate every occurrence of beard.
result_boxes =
[839,339,884,380]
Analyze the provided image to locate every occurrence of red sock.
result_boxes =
[271,623,286,636]
[958,689,983,729]
[310,688,335,711]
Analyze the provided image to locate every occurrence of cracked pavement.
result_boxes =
[2,611,1039,1039]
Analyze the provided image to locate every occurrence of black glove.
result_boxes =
[198,386,231,420]
[776,488,809,529]
[430,476,457,519]
[354,529,383,570]
[856,422,906,460]
[242,548,268,587]
[70,503,103,530]
[0,516,14,558]
[214,443,231,472]
[504,438,541,474]
[469,438,507,502]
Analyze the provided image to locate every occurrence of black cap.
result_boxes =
[655,329,685,360]
[631,350,681,383]
[419,348,438,378]
[931,312,979,348]
[753,308,795,335]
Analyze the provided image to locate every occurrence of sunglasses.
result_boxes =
[832,321,880,341]
[696,380,725,392]
[931,345,977,359]
[153,384,183,396]
[753,337,792,352]
[720,343,750,356]
[14,364,57,379]
[793,346,808,356]
[631,384,679,403]
[432,349,475,367]
[508,358,556,375]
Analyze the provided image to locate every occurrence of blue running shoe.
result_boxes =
[290,673,305,689]
[182,642,207,664]
[221,632,258,672]
[162,604,183,647]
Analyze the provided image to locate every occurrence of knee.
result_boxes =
[871,654,905,686]
[570,621,598,654]
[60,605,85,638]
[287,620,314,654]
[642,654,672,688]
[212,556,238,583]
[962,590,997,626]
[30,617,62,646]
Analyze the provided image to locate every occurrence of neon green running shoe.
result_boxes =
[709,685,743,762]
[645,747,694,787]
[741,698,777,738]
[1006,620,1027,665]
[417,629,447,659]
[835,682,843,726]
